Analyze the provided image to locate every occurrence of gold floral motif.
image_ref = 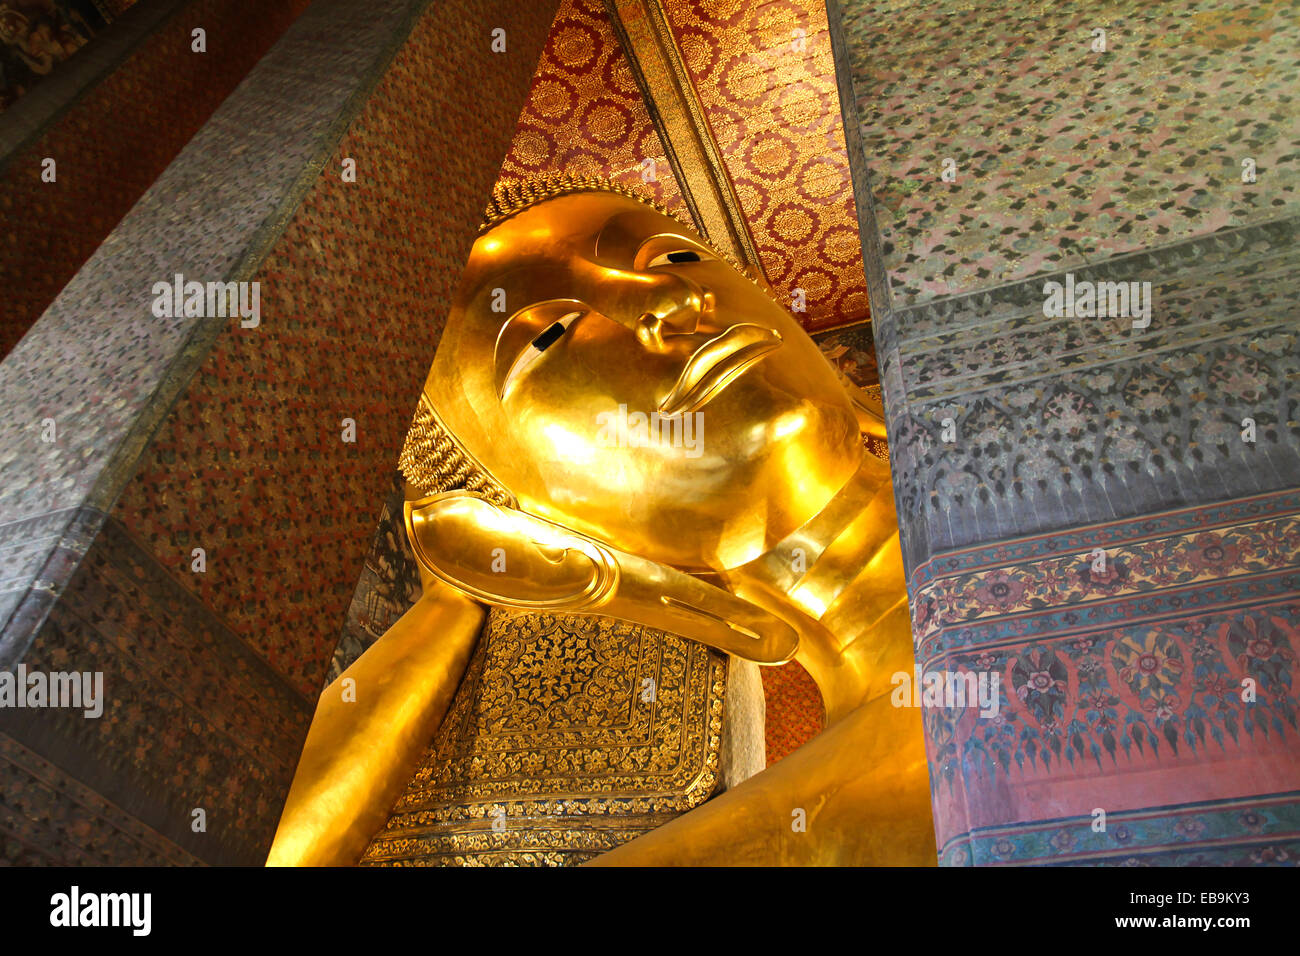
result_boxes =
[657,0,872,332]
[360,609,727,866]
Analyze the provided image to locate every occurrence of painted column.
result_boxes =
[827,0,1300,864]
[0,0,557,864]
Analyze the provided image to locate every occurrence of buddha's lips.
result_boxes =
[659,324,782,417]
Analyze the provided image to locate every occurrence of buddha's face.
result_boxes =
[430,190,862,571]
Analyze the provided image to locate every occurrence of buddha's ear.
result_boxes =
[404,493,799,664]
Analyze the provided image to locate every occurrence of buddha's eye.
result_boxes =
[530,321,567,352]
[633,234,714,270]
[500,310,581,399]
[647,249,702,267]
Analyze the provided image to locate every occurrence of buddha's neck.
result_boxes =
[723,449,911,721]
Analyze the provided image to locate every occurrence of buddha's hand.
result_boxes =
[404,492,801,664]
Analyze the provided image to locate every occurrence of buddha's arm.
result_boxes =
[591,445,935,866]
[266,582,484,866]
[585,689,936,866]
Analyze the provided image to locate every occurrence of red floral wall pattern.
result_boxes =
[498,0,685,219]
[664,0,870,332]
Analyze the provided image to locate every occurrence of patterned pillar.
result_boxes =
[0,0,314,359]
[0,0,557,864]
[828,0,1300,864]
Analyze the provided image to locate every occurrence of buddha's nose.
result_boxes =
[636,281,714,349]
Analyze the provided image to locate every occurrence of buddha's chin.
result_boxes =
[710,383,860,469]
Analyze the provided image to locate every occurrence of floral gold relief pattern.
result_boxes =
[498,0,686,219]
[360,609,726,866]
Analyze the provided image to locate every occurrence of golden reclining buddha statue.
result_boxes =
[267,177,935,866]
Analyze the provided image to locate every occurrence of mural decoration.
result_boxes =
[0,0,134,112]
[832,0,1300,867]
[838,0,1300,306]
[498,0,684,216]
